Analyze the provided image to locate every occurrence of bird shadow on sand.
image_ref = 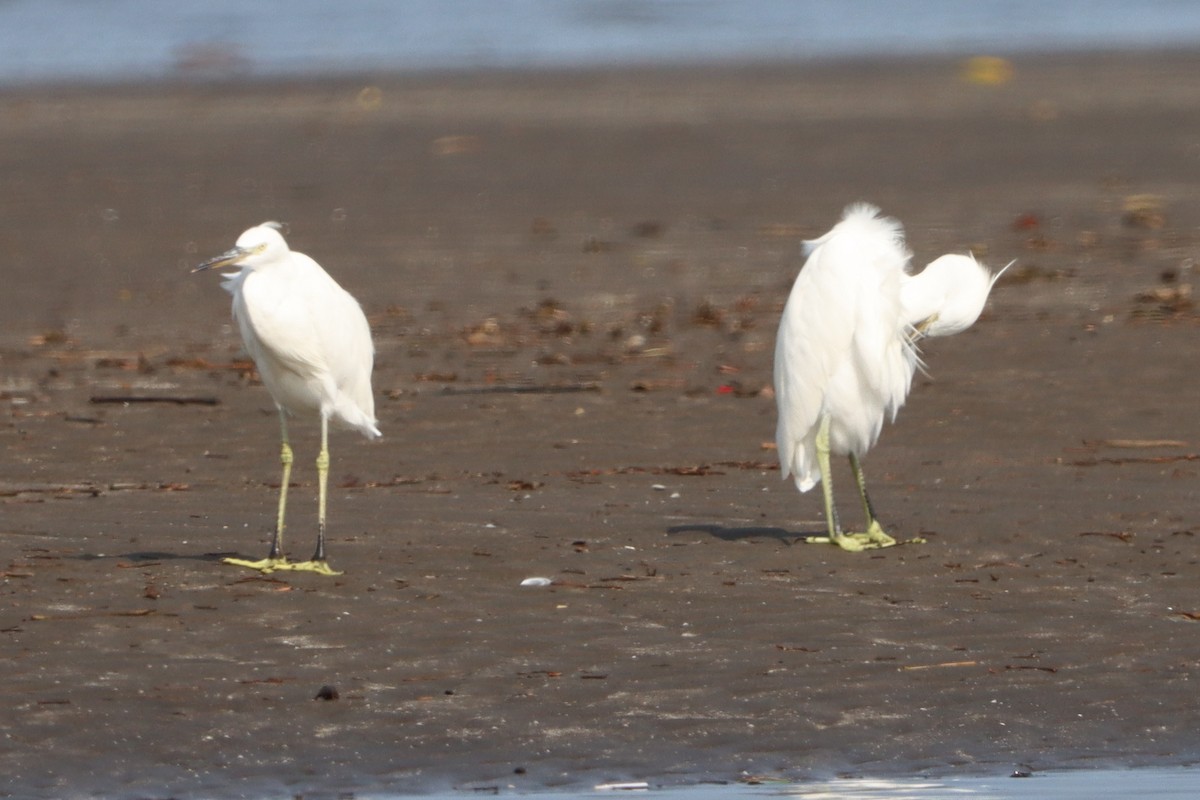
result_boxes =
[73,550,235,564]
[667,523,813,544]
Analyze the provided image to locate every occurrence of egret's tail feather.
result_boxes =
[327,403,381,440]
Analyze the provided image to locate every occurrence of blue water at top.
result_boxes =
[413,768,1200,799]
[1,0,1199,85]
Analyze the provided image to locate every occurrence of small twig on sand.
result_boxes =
[901,660,978,671]
[437,382,600,396]
[89,395,220,406]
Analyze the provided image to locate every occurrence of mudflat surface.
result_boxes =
[3,53,1200,798]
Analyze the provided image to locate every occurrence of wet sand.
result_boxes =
[3,51,1200,797]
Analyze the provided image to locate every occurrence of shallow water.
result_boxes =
[3,0,1200,85]
[396,768,1200,799]
[771,769,1200,799]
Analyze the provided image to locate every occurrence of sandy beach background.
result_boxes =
[4,50,1200,797]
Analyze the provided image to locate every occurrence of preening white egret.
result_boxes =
[774,204,1007,551]
[194,222,380,575]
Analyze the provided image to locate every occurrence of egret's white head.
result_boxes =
[901,253,1010,338]
[192,222,290,273]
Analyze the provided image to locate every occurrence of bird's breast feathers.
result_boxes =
[236,264,371,379]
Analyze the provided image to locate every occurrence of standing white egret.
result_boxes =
[194,222,380,575]
[774,204,1007,551]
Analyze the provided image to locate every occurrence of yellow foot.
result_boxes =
[222,556,342,575]
[803,532,895,551]
[803,522,925,552]
[267,559,343,576]
[222,556,291,573]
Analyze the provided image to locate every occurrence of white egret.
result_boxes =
[194,222,380,575]
[774,204,1007,551]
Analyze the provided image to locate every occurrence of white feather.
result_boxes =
[774,204,1002,493]
[214,224,380,439]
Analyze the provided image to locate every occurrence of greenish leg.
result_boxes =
[802,414,915,551]
[315,416,330,562]
[848,453,925,547]
[224,409,294,572]
[803,413,860,548]
[273,411,294,559]
[272,414,342,576]
[848,452,898,549]
[816,413,841,540]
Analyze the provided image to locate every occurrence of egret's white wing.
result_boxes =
[774,204,916,491]
[233,264,328,376]
[774,233,858,491]
[314,275,379,437]
[230,256,379,437]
